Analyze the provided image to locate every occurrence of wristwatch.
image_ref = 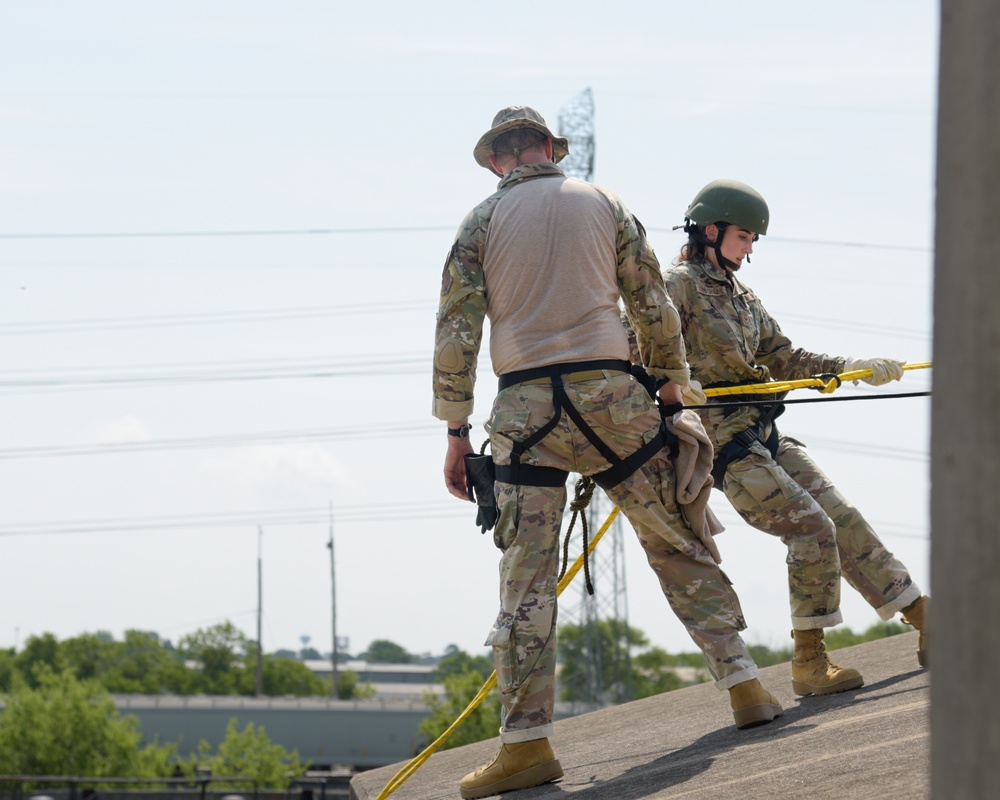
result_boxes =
[448,423,473,438]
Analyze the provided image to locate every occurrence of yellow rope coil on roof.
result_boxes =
[702,361,931,397]
[375,506,621,800]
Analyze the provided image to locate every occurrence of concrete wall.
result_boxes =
[114,695,431,769]
[931,1,1000,797]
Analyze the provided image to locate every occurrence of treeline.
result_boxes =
[0,622,373,699]
[0,666,306,786]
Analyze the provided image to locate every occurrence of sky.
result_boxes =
[1,1,938,663]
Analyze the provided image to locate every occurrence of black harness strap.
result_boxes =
[552,380,671,490]
[494,462,569,487]
[704,380,787,489]
[494,359,669,489]
[500,389,568,487]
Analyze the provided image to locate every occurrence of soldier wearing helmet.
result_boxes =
[661,179,929,696]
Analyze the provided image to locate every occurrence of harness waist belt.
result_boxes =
[498,360,631,392]
[494,462,569,487]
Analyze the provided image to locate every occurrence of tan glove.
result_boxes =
[666,409,724,564]
[680,379,707,406]
[844,356,906,386]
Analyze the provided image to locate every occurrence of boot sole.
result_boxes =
[733,701,784,729]
[459,759,564,799]
[791,674,864,697]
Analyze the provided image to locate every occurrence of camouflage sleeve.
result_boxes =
[755,302,846,380]
[613,204,689,386]
[432,204,490,421]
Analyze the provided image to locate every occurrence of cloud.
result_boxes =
[93,415,152,443]
[199,443,347,497]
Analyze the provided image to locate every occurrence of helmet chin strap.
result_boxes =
[684,220,742,272]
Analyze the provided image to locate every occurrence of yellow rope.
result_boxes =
[702,361,931,398]
[375,361,934,797]
[374,505,622,800]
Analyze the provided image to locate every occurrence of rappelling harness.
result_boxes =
[464,358,679,535]
[495,359,676,490]
[705,381,787,488]
[463,358,680,596]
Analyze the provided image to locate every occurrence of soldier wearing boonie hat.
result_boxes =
[472,105,569,176]
[434,107,783,800]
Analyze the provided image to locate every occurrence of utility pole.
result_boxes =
[255,526,264,697]
[327,501,339,698]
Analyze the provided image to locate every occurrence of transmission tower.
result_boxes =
[555,88,634,714]
[557,88,595,182]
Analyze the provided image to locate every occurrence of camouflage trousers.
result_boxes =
[484,371,758,743]
[723,433,921,629]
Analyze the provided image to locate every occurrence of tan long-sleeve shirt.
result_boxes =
[433,162,689,421]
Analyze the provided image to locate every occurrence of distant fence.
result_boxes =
[0,774,351,800]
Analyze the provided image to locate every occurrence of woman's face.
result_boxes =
[709,224,757,271]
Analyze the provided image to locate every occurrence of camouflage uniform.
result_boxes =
[434,164,761,744]
[663,257,922,627]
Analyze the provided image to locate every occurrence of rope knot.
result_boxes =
[812,373,842,394]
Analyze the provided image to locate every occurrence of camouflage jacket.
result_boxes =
[663,258,845,449]
[433,162,688,421]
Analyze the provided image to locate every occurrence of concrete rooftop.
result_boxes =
[350,631,928,800]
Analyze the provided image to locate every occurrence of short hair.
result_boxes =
[492,128,547,157]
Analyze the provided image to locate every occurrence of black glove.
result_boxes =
[463,452,498,534]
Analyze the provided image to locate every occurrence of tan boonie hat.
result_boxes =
[474,106,570,176]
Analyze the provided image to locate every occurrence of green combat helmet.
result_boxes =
[683,179,769,271]
[685,178,769,234]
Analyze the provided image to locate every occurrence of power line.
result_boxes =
[0,301,929,343]
[714,508,929,542]
[0,353,431,393]
[0,223,932,253]
[0,300,429,336]
[0,225,453,240]
[0,420,927,464]
[0,501,470,538]
[0,421,438,460]
[773,311,931,342]
[646,228,933,254]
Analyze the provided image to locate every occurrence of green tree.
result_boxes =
[179,622,250,694]
[558,619,648,704]
[630,647,691,698]
[335,669,376,700]
[58,631,118,683]
[0,666,172,778]
[0,648,17,692]
[13,633,61,687]
[747,643,793,668]
[825,620,909,651]
[111,630,197,694]
[364,639,413,664]
[234,646,329,696]
[419,669,500,750]
[188,719,306,789]
[435,650,494,683]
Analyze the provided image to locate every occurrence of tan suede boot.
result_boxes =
[459,738,563,799]
[901,595,930,668]
[791,629,865,696]
[729,678,783,729]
